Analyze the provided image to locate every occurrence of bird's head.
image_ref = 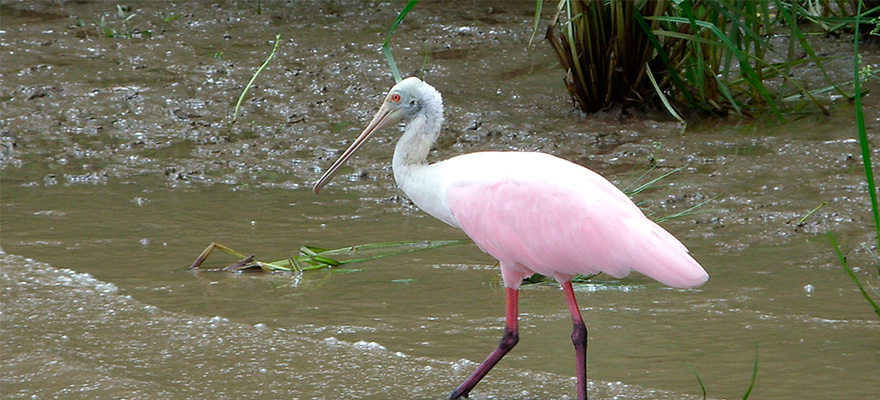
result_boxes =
[313,77,440,194]
[381,77,427,122]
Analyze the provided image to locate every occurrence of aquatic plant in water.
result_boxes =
[188,240,467,273]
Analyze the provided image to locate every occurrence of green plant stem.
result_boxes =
[382,0,419,84]
[230,34,281,128]
[829,233,880,318]
[741,342,759,399]
[853,0,880,250]
[682,363,707,400]
[798,201,827,225]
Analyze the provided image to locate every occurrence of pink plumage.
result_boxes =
[313,77,708,400]
[444,151,708,290]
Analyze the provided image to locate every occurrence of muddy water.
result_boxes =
[2,1,879,399]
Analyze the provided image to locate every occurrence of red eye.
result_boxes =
[390,93,401,102]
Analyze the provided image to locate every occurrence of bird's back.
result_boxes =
[432,152,708,289]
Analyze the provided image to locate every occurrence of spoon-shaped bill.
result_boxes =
[313,104,399,194]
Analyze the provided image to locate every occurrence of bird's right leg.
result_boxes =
[562,280,588,400]
[449,286,519,399]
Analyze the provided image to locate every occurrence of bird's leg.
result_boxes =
[449,287,519,399]
[562,280,589,400]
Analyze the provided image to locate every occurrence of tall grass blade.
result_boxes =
[683,363,708,400]
[653,196,716,223]
[741,342,759,400]
[627,166,682,197]
[230,34,281,128]
[632,8,698,108]
[646,63,684,122]
[382,0,419,84]
[853,0,880,249]
[651,15,786,121]
[829,233,880,318]
[780,1,850,100]
[528,0,544,51]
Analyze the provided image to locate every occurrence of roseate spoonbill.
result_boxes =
[313,77,708,400]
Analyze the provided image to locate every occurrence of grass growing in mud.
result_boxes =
[542,0,870,120]
[72,4,182,40]
[229,34,282,129]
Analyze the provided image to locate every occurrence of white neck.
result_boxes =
[392,115,440,169]
[391,82,444,176]
[390,84,458,226]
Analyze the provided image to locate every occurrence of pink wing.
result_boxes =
[445,156,708,290]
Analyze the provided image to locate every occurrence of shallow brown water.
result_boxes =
[2,1,879,399]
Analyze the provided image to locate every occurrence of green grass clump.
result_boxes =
[75,5,182,40]
[542,0,867,121]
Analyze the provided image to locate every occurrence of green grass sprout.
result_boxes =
[229,34,281,129]
[682,363,707,400]
[159,12,182,33]
[741,342,759,399]
[797,202,827,226]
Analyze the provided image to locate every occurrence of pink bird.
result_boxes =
[313,77,708,400]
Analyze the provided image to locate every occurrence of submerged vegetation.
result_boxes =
[543,0,878,120]
[189,240,467,273]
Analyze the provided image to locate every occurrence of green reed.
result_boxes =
[853,1,880,250]
[382,0,420,84]
[543,0,859,121]
[830,234,880,318]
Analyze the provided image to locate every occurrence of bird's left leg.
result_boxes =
[562,280,588,400]
[449,286,519,399]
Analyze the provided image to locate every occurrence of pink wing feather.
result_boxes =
[444,153,708,289]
